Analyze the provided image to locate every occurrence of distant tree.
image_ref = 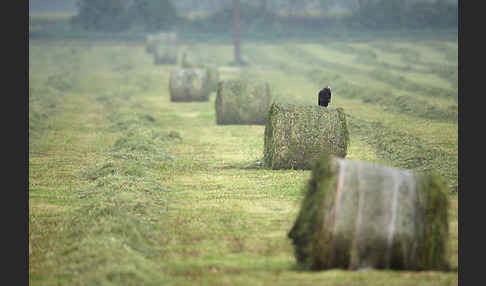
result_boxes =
[71,0,133,32]
[287,0,299,16]
[132,0,179,31]
[233,0,242,64]
[261,0,267,11]
[71,0,179,32]
[318,0,333,11]
[354,0,457,29]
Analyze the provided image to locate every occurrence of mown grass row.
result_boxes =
[29,41,174,284]
[29,44,82,142]
[44,91,179,284]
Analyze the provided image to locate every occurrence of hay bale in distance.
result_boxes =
[169,68,211,102]
[153,33,178,64]
[181,52,220,93]
[145,34,158,54]
[215,79,271,125]
[263,103,349,169]
[288,154,450,271]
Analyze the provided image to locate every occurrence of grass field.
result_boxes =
[29,31,458,285]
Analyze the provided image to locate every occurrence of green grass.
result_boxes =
[29,30,458,285]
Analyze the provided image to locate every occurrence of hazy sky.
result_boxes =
[29,0,77,13]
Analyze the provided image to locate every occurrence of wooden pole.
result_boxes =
[233,0,241,64]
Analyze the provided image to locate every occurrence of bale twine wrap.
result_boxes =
[288,154,450,271]
[169,68,211,102]
[215,79,271,125]
[264,103,349,170]
[153,33,177,65]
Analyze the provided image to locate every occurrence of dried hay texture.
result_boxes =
[215,79,272,125]
[264,103,349,169]
[288,154,450,271]
[169,68,211,102]
[53,189,168,285]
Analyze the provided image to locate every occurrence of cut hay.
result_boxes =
[51,189,168,285]
[288,154,450,271]
[264,103,349,169]
[169,68,211,102]
[215,79,272,125]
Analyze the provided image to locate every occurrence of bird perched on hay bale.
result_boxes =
[263,103,349,169]
[318,85,332,107]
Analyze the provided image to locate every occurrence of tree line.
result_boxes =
[71,0,458,33]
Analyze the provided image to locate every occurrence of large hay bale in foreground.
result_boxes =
[264,103,349,169]
[215,79,271,125]
[169,68,211,102]
[288,154,450,271]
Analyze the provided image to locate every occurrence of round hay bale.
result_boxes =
[153,33,178,65]
[145,33,169,54]
[154,45,177,65]
[215,79,272,125]
[288,154,450,271]
[169,68,211,102]
[263,103,349,169]
[181,52,219,92]
[145,34,158,54]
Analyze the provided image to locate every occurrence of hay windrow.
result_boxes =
[169,68,211,102]
[215,79,272,125]
[288,155,450,271]
[48,187,169,285]
[264,103,349,170]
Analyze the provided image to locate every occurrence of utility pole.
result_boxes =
[233,0,241,64]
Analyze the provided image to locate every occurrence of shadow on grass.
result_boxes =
[219,159,265,170]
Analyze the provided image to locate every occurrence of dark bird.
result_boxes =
[318,85,331,107]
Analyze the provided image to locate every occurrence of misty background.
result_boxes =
[29,0,458,39]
